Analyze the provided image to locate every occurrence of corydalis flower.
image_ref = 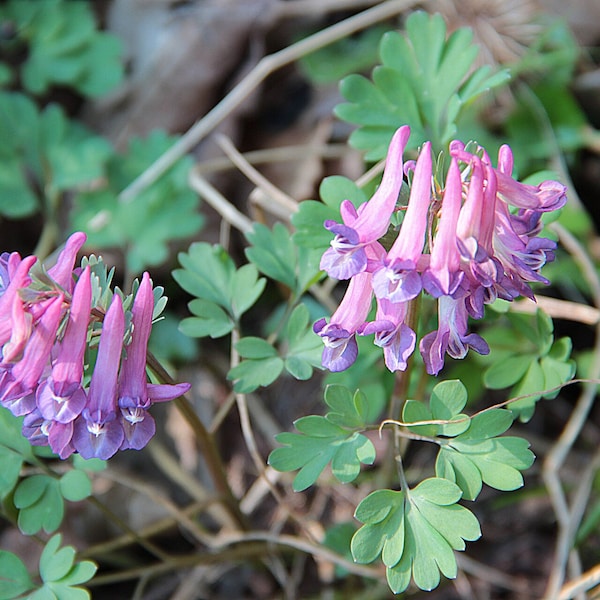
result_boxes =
[118,272,191,450]
[73,293,125,460]
[320,126,410,280]
[314,271,374,372]
[37,266,92,424]
[0,232,190,460]
[372,142,432,303]
[316,125,566,375]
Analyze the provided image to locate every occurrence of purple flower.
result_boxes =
[0,254,36,345]
[118,272,191,450]
[320,126,411,279]
[314,271,374,371]
[46,232,87,292]
[361,297,416,372]
[22,409,75,459]
[422,157,464,298]
[372,142,432,303]
[492,202,556,299]
[1,293,33,363]
[1,294,64,407]
[419,296,489,376]
[73,293,125,460]
[37,266,92,423]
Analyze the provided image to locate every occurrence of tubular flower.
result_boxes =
[320,126,411,279]
[314,271,374,372]
[37,266,92,424]
[316,126,566,375]
[118,272,191,450]
[371,142,432,303]
[0,232,189,459]
[73,293,125,460]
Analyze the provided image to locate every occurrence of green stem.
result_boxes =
[145,351,248,531]
[388,293,421,421]
[34,187,61,260]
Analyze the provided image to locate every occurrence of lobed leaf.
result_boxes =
[174,243,265,331]
[269,414,375,491]
[227,356,284,394]
[0,550,34,599]
[352,478,481,594]
[335,11,509,158]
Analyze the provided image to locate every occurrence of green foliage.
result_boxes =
[325,334,393,423]
[0,92,112,218]
[482,310,575,421]
[228,337,284,393]
[269,385,376,491]
[0,548,34,599]
[351,478,481,593]
[0,534,97,600]
[149,312,199,365]
[299,25,386,84]
[322,522,357,578]
[281,304,323,381]
[292,175,368,253]
[71,131,203,275]
[0,0,123,97]
[245,222,323,298]
[403,380,535,500]
[227,305,322,393]
[0,406,93,537]
[335,11,509,159]
[175,242,265,339]
[13,468,91,535]
[0,408,34,500]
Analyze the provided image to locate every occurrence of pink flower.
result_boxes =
[73,294,125,460]
[320,126,411,279]
[422,157,463,298]
[314,271,374,371]
[119,272,191,450]
[372,142,432,303]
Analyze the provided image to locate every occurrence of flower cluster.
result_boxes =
[0,232,190,460]
[315,126,567,375]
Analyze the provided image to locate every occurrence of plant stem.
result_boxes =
[145,351,247,531]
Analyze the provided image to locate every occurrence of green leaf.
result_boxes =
[0,407,34,458]
[227,356,284,394]
[236,337,278,359]
[59,470,91,502]
[72,131,203,275]
[324,385,369,429]
[483,355,533,389]
[71,456,106,473]
[0,550,34,599]
[40,535,75,583]
[230,264,266,319]
[179,300,234,339]
[3,0,124,97]
[335,11,508,158]
[245,222,297,290]
[0,446,24,499]
[282,304,323,381]
[352,479,481,594]
[483,311,575,422]
[34,534,97,600]
[174,243,265,328]
[438,434,535,500]
[269,413,375,491]
[292,176,367,250]
[14,476,64,535]
[403,380,470,438]
[299,25,385,84]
